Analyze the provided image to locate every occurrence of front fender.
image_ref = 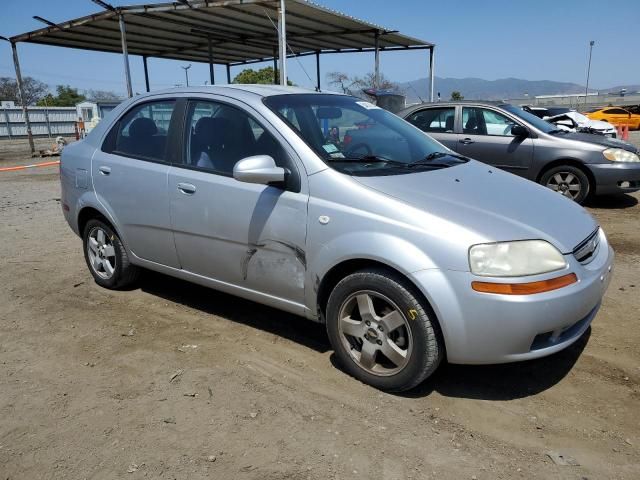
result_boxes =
[305,231,439,314]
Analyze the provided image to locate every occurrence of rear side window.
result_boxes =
[604,108,629,114]
[103,100,176,162]
[406,107,455,133]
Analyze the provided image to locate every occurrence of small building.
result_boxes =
[76,100,122,132]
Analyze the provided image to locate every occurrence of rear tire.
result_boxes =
[83,218,139,289]
[326,268,443,392]
[540,165,590,204]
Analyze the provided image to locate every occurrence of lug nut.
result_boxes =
[378,326,383,332]
[376,339,382,345]
[365,320,371,326]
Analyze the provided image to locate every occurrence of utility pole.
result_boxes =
[181,64,192,87]
[277,0,287,86]
[584,40,595,107]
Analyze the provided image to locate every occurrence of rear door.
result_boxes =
[457,106,534,175]
[167,97,308,306]
[404,106,460,151]
[93,99,180,267]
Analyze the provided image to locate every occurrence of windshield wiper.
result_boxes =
[408,151,468,167]
[329,155,408,167]
[548,129,569,135]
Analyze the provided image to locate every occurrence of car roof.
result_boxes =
[131,84,342,100]
[398,100,510,116]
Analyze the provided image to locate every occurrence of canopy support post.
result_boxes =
[142,55,150,92]
[277,0,287,86]
[11,41,34,155]
[207,36,215,85]
[429,46,435,102]
[272,47,278,84]
[315,51,321,91]
[374,30,380,88]
[226,64,231,84]
[119,15,133,98]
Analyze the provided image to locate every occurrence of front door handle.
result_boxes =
[98,166,111,175]
[459,138,475,145]
[177,182,197,195]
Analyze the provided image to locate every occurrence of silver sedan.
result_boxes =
[60,85,613,391]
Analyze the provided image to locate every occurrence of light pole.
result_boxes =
[181,64,192,87]
[584,40,595,107]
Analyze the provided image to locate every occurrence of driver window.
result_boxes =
[184,100,289,175]
[463,107,516,136]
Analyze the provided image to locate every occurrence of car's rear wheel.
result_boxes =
[540,165,590,204]
[326,268,443,392]
[83,218,139,289]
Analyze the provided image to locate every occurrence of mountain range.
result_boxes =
[399,77,640,102]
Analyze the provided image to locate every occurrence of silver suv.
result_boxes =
[61,86,613,392]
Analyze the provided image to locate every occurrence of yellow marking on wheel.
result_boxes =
[408,309,418,320]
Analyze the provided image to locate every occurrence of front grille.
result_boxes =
[573,228,600,264]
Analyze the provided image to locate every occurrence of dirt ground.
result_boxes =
[1,136,639,480]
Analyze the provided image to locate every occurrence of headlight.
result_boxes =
[469,240,567,277]
[603,148,640,163]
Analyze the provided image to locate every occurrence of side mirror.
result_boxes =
[233,155,286,186]
[511,124,529,137]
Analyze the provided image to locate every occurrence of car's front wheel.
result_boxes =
[83,218,139,289]
[540,165,590,204]
[326,268,443,392]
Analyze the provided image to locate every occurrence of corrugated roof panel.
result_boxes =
[10,0,433,65]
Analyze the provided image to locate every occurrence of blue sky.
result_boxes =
[1,0,638,96]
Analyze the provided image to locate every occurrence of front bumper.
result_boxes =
[588,162,640,195]
[412,229,614,364]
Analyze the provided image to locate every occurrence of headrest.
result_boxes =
[194,116,228,137]
[129,117,157,137]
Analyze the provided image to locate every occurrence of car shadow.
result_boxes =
[136,269,589,400]
[137,270,330,354]
[584,193,638,209]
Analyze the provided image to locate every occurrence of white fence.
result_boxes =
[0,107,77,138]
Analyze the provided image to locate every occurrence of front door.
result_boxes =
[92,99,180,268]
[457,106,534,175]
[168,99,308,305]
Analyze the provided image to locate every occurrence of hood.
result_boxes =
[353,161,597,253]
[560,132,638,153]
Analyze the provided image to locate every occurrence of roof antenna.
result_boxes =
[407,82,424,103]
[90,0,116,11]
[262,8,315,89]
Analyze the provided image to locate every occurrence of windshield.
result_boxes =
[504,104,557,133]
[264,94,466,175]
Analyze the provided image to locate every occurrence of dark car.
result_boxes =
[399,101,640,203]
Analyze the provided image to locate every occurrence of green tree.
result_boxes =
[450,91,464,101]
[37,85,86,107]
[0,76,49,105]
[232,66,292,85]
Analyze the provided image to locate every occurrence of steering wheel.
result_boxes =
[346,142,373,157]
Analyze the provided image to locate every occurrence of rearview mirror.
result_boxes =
[316,107,342,119]
[233,155,286,186]
[511,124,529,137]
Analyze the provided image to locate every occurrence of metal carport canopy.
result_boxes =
[10,0,435,94]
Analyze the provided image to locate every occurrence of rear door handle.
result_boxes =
[98,166,111,175]
[459,138,474,145]
[177,182,196,195]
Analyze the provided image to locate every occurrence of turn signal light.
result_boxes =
[472,273,578,295]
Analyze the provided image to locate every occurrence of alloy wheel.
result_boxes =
[337,291,413,376]
[546,172,582,200]
[86,226,116,279]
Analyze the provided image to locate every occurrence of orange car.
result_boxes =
[585,107,640,130]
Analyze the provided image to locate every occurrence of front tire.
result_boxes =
[83,219,139,289]
[326,268,443,392]
[540,165,590,204]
